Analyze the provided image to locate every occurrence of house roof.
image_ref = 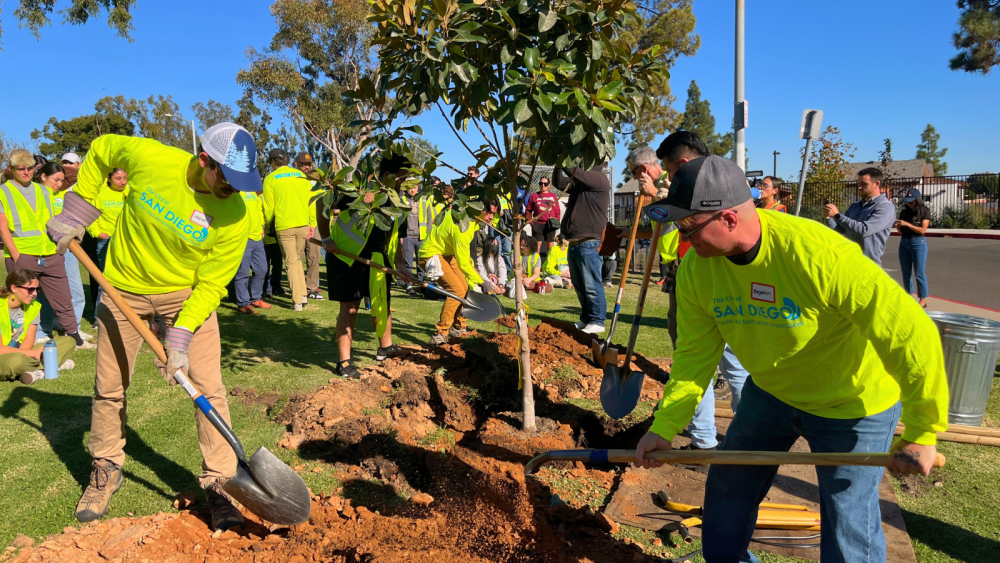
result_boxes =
[616,179,641,194]
[845,159,932,178]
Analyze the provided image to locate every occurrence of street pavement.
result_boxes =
[881,236,1000,317]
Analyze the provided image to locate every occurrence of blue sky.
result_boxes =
[2,0,997,183]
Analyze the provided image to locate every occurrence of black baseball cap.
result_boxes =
[645,156,752,223]
[903,188,921,203]
[268,148,289,161]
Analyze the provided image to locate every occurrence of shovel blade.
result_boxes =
[599,365,646,420]
[224,447,311,526]
[463,292,506,323]
[591,339,606,369]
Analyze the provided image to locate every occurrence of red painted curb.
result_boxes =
[890,231,1000,240]
[929,295,1000,314]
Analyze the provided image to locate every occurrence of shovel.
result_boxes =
[592,196,646,369]
[599,222,663,419]
[523,448,947,476]
[308,239,504,322]
[68,240,311,526]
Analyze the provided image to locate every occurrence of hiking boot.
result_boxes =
[205,479,245,531]
[376,345,403,362]
[337,361,363,380]
[238,306,257,315]
[307,291,326,301]
[429,333,448,346]
[76,460,123,522]
[251,300,272,310]
[19,370,44,385]
[448,326,468,338]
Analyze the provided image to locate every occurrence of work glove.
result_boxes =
[46,192,101,254]
[157,326,193,386]
[484,282,500,295]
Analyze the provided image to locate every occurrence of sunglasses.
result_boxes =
[676,211,725,239]
[539,182,549,186]
[16,285,39,294]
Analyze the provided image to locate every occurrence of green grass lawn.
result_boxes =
[0,262,998,563]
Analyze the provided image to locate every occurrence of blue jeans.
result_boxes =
[567,240,606,325]
[489,227,513,278]
[91,238,111,322]
[898,237,929,299]
[702,377,901,563]
[234,239,268,307]
[40,250,86,337]
[688,344,749,448]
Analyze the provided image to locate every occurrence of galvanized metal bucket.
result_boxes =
[927,311,1000,426]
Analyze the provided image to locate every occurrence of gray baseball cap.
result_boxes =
[644,156,752,223]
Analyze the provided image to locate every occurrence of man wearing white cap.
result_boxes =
[46,124,258,531]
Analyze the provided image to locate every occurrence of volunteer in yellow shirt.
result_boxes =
[262,149,315,311]
[295,152,325,301]
[233,189,271,314]
[541,234,570,288]
[46,124,258,532]
[419,199,496,345]
[636,155,948,563]
[86,168,129,325]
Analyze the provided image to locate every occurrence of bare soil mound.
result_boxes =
[6,319,670,563]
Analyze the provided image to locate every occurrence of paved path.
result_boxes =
[882,237,1000,318]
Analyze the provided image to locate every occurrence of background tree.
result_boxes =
[803,126,856,183]
[2,0,136,43]
[94,95,192,151]
[677,80,732,157]
[951,0,1000,74]
[967,172,999,198]
[915,123,949,175]
[404,137,441,168]
[234,94,275,174]
[0,131,39,168]
[366,0,667,431]
[619,0,699,147]
[237,0,378,172]
[191,100,236,134]
[30,111,135,157]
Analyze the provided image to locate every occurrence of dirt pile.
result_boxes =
[7,319,672,563]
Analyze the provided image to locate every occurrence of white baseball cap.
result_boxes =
[200,123,263,193]
[61,152,82,164]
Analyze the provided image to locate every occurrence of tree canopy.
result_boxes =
[3,0,136,44]
[677,80,732,157]
[915,123,949,175]
[951,0,1000,74]
[803,126,856,183]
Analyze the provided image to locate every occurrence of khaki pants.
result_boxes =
[89,288,234,487]
[421,255,467,334]
[278,226,309,305]
[0,335,76,381]
[304,229,322,292]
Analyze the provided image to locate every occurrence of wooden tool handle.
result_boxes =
[603,449,946,467]
[614,197,646,294]
[68,240,167,364]
[309,238,411,282]
[621,221,663,369]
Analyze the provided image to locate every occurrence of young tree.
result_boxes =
[365,0,667,431]
[678,80,732,157]
[915,124,949,175]
[803,126,856,183]
[2,0,136,43]
[951,0,1000,74]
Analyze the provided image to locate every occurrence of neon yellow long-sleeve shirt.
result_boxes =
[75,135,250,332]
[86,184,130,238]
[651,210,948,446]
[262,166,316,231]
[542,245,568,276]
[418,212,484,285]
[240,191,265,242]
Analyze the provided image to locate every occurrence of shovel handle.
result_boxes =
[620,222,663,371]
[524,448,946,475]
[68,239,249,464]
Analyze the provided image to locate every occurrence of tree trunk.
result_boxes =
[511,221,536,432]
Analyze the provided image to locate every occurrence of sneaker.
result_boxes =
[429,333,448,346]
[376,345,403,362]
[60,359,76,371]
[573,321,587,330]
[307,291,326,301]
[293,304,304,312]
[582,323,605,335]
[251,300,272,310]
[80,331,95,341]
[448,326,468,338]
[75,460,123,523]
[35,334,52,345]
[19,370,44,385]
[656,278,665,286]
[238,306,257,315]
[337,361,363,380]
[205,479,245,531]
[604,282,613,288]
[406,285,417,296]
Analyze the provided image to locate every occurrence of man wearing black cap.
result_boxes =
[262,148,316,311]
[295,152,326,301]
[634,155,948,562]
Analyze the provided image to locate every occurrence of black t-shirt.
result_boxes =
[899,205,930,238]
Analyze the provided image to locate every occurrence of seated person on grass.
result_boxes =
[542,234,571,289]
[509,234,546,297]
[0,268,76,385]
[475,235,507,295]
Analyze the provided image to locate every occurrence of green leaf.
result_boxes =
[573,88,588,108]
[349,197,369,211]
[372,193,389,208]
[538,9,558,32]
[596,80,623,101]
[500,45,514,64]
[570,122,586,144]
[382,206,406,219]
[598,100,624,111]
[524,47,540,72]
[591,39,603,60]
[400,125,424,135]
[534,92,553,114]
[454,62,471,83]
[459,214,471,233]
[514,99,532,124]
[517,0,529,14]
[555,34,570,51]
[372,212,393,231]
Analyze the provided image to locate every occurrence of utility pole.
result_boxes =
[734,0,746,171]
[773,151,779,178]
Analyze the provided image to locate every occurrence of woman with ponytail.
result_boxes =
[0,268,76,384]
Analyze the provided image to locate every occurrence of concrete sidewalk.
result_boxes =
[924,296,1000,323]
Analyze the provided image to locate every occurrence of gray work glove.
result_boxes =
[46,192,101,254]
[157,326,193,386]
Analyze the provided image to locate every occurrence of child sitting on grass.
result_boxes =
[508,234,549,297]
[542,234,572,289]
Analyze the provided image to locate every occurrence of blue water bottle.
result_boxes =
[43,340,59,379]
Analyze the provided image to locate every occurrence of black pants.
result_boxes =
[264,242,285,296]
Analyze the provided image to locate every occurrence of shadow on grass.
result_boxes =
[0,387,199,499]
[902,508,1000,563]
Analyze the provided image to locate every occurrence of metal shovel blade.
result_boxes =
[599,364,646,420]
[224,446,311,526]
[463,291,505,322]
[591,339,606,369]
[424,284,483,311]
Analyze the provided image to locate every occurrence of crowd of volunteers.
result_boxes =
[1,123,946,563]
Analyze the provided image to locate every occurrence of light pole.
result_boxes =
[773,151,779,177]
[165,113,197,155]
[733,0,745,171]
